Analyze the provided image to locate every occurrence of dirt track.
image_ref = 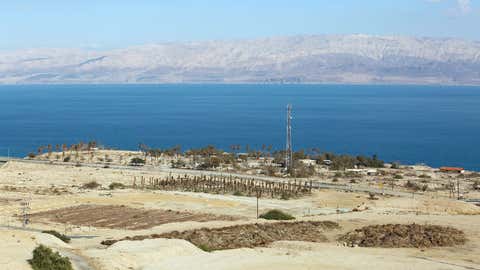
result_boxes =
[30,204,240,230]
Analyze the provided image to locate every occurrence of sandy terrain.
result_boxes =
[0,228,72,270]
[0,160,479,270]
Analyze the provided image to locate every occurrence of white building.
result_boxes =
[298,159,317,166]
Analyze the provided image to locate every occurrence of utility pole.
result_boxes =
[285,104,293,174]
[256,194,259,219]
[457,179,460,200]
[256,188,261,219]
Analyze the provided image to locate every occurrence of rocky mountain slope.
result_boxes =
[1,35,480,84]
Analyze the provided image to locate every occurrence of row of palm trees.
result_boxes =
[35,141,98,157]
[32,141,385,171]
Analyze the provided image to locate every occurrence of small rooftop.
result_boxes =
[440,167,464,172]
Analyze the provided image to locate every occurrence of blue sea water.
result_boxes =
[0,84,479,171]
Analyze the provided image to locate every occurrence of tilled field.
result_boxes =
[102,221,341,250]
[338,224,466,248]
[29,204,240,230]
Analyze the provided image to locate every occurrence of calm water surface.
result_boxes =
[0,84,479,170]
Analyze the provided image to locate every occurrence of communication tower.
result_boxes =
[285,104,293,174]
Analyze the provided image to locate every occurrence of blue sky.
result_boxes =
[1,0,479,50]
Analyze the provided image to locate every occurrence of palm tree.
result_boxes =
[60,144,65,159]
[46,144,52,159]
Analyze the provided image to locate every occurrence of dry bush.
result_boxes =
[42,230,70,243]
[82,181,101,189]
[109,182,126,190]
[339,224,466,248]
[102,221,340,250]
[259,209,294,220]
[404,180,421,191]
[473,180,480,191]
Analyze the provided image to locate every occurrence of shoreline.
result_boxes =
[2,82,480,87]
[3,147,478,173]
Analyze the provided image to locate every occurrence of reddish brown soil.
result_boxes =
[338,224,466,248]
[102,221,340,250]
[30,204,240,230]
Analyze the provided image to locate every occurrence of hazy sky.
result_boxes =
[1,0,479,50]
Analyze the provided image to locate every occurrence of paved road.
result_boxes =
[60,249,95,270]
[2,157,417,197]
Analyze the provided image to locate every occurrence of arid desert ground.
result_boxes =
[1,155,479,270]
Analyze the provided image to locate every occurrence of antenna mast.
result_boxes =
[285,104,293,174]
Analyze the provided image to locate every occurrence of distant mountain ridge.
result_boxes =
[1,35,480,85]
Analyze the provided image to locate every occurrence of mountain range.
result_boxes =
[2,35,480,85]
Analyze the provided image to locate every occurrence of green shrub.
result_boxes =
[198,156,222,169]
[28,245,73,270]
[42,230,70,243]
[474,180,480,190]
[259,209,295,220]
[404,180,421,191]
[368,192,379,200]
[394,174,403,180]
[82,181,101,189]
[264,166,277,177]
[171,159,186,168]
[345,171,359,177]
[291,164,315,178]
[197,244,213,252]
[63,156,71,162]
[464,172,480,179]
[109,182,126,190]
[391,162,400,169]
[280,193,291,200]
[232,190,244,196]
[130,157,145,166]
